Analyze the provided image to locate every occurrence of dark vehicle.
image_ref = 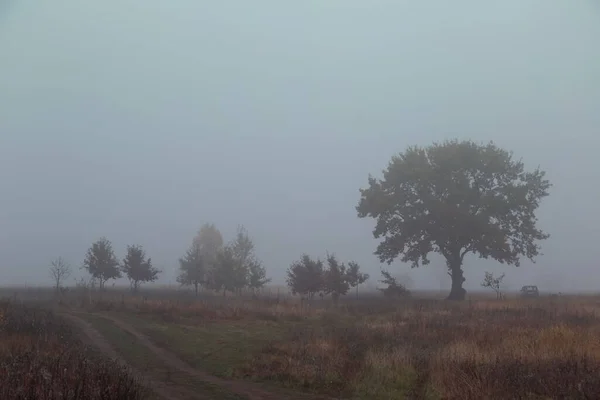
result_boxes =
[520,285,540,298]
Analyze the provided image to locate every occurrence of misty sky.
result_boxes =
[1,1,599,292]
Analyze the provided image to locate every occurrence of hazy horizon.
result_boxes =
[1,1,599,293]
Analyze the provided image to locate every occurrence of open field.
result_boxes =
[3,286,600,399]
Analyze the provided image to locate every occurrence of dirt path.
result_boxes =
[61,312,212,400]
[63,311,336,400]
[95,313,335,400]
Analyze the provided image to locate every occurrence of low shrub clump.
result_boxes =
[0,301,147,400]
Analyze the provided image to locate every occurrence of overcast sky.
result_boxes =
[1,0,599,292]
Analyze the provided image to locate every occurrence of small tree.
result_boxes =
[82,237,121,290]
[193,223,224,270]
[121,245,161,293]
[378,269,410,298]
[346,261,369,299]
[323,253,350,305]
[227,225,255,294]
[230,225,254,266]
[49,256,71,294]
[481,271,505,299]
[177,243,206,296]
[247,259,271,293]
[211,245,247,296]
[286,254,324,301]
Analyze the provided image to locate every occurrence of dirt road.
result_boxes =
[62,312,335,400]
[61,312,203,400]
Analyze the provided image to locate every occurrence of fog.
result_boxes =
[1,1,599,292]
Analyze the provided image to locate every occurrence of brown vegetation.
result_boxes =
[6,287,600,399]
[0,299,147,400]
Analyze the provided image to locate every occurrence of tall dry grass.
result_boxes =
[0,300,147,400]
[39,285,600,399]
[241,297,600,399]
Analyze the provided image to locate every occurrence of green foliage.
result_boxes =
[247,259,271,292]
[286,254,324,300]
[357,139,551,300]
[121,245,161,292]
[177,243,206,295]
[230,225,254,266]
[193,223,224,267]
[82,237,121,290]
[346,261,370,298]
[378,269,410,298]
[181,225,271,296]
[210,226,271,295]
[323,253,350,303]
[286,254,369,301]
[210,245,248,295]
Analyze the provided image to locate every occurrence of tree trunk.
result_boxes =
[446,259,466,301]
[194,282,199,296]
[332,292,339,306]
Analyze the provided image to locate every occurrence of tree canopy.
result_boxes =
[286,254,324,300]
[82,237,121,290]
[346,261,370,298]
[177,242,206,296]
[247,258,271,293]
[357,139,551,300]
[178,224,271,296]
[210,245,248,296]
[121,244,160,292]
[286,253,368,303]
[323,253,350,304]
[378,269,411,298]
[193,223,224,267]
[209,226,270,295]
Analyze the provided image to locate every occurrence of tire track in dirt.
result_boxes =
[96,313,337,400]
[60,313,212,400]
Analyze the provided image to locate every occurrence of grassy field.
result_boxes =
[0,299,148,400]
[77,313,248,400]
[4,286,600,399]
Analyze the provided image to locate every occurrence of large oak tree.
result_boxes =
[357,139,551,300]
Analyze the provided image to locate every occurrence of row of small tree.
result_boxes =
[49,238,161,293]
[176,223,271,296]
[285,253,369,304]
[83,238,161,292]
[51,223,270,296]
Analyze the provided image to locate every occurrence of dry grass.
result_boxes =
[0,300,148,400]
[12,286,600,399]
[241,296,600,399]
[125,294,600,399]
